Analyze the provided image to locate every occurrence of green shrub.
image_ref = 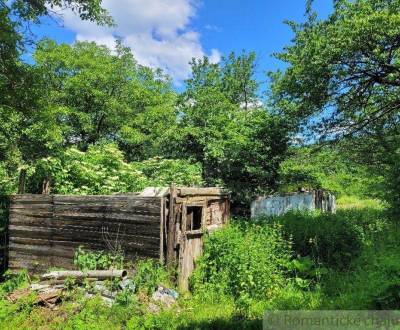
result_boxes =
[192,220,292,303]
[28,143,203,195]
[0,271,28,296]
[265,208,388,269]
[321,221,400,309]
[0,165,16,195]
[133,259,171,295]
[278,146,384,199]
[73,246,124,271]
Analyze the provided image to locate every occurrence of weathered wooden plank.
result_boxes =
[8,254,74,272]
[9,240,159,258]
[175,196,224,203]
[8,237,159,255]
[53,211,161,221]
[160,197,165,263]
[10,212,160,225]
[53,195,161,205]
[8,249,157,273]
[178,187,229,197]
[167,185,176,265]
[54,205,160,214]
[53,201,160,209]
[9,218,160,236]
[8,193,164,272]
[9,226,160,245]
[10,201,52,207]
[9,210,53,219]
[11,194,52,203]
[8,251,73,265]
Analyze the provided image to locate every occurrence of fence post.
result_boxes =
[42,176,51,194]
[0,196,10,275]
[18,169,26,194]
[166,184,177,265]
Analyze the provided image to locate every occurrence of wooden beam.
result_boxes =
[166,185,176,265]
[159,197,164,264]
[41,177,51,194]
[17,170,26,194]
[177,187,229,197]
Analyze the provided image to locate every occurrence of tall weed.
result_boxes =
[192,220,292,303]
[263,208,389,269]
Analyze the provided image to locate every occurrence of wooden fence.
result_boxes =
[0,196,9,275]
[8,194,165,273]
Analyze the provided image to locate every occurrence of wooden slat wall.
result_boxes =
[8,194,162,273]
[0,196,9,275]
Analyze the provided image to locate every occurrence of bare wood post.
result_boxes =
[41,176,51,194]
[166,184,176,265]
[18,169,26,194]
[159,197,165,264]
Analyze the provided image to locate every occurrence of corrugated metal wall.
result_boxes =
[251,190,336,218]
[8,194,163,273]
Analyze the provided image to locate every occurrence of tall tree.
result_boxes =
[175,53,290,203]
[272,0,400,210]
[0,0,111,185]
[34,39,177,160]
[272,0,400,139]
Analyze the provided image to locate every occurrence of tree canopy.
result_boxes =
[272,0,400,211]
[1,0,399,212]
[272,0,400,139]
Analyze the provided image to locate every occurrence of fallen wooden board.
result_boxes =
[41,270,128,280]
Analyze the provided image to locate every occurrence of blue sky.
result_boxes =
[32,0,333,85]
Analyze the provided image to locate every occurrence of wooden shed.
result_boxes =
[7,187,230,290]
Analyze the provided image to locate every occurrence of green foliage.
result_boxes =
[0,271,28,297]
[9,0,112,25]
[321,222,400,309]
[192,220,292,303]
[63,276,77,291]
[272,0,400,210]
[28,143,203,194]
[336,195,386,210]
[272,0,400,139]
[0,0,112,180]
[74,246,124,271]
[265,208,389,269]
[133,157,204,188]
[34,39,177,160]
[174,53,291,202]
[0,200,398,328]
[0,166,16,195]
[133,259,170,295]
[279,145,384,198]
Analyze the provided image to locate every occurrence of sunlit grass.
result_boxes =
[336,195,387,210]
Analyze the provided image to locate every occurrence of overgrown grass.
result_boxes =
[336,195,387,210]
[0,197,398,329]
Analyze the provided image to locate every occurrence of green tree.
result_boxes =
[174,53,290,203]
[34,39,177,159]
[272,0,400,139]
[4,0,111,24]
[28,143,203,194]
[272,0,400,210]
[0,0,111,192]
[278,144,384,198]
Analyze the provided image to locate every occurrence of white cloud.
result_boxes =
[58,0,220,83]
